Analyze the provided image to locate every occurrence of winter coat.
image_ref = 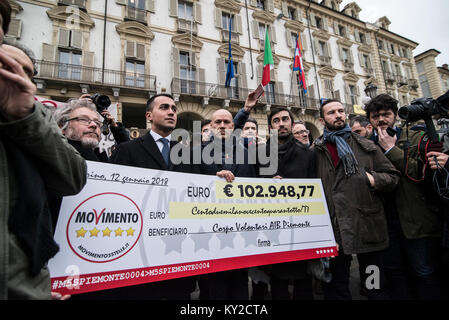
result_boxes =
[0,102,86,299]
[313,133,400,255]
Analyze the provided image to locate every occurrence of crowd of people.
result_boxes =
[1,1,449,300]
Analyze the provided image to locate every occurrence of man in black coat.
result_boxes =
[260,107,317,300]
[193,109,257,300]
[107,93,196,299]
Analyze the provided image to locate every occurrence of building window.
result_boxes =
[342,48,350,62]
[125,60,145,88]
[378,39,384,51]
[419,74,431,98]
[179,51,196,94]
[349,85,358,105]
[178,1,193,21]
[359,32,366,44]
[318,41,327,56]
[58,50,81,80]
[256,0,265,10]
[226,60,239,99]
[287,7,296,20]
[338,25,346,37]
[323,79,334,99]
[222,12,234,31]
[266,81,276,104]
[126,0,146,22]
[315,16,323,29]
[390,43,395,55]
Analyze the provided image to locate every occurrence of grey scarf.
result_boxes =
[323,125,359,177]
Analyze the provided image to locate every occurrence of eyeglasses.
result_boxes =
[294,130,310,135]
[67,117,102,127]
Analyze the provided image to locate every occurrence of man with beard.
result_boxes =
[313,99,400,300]
[257,107,316,300]
[365,94,444,299]
[54,99,106,161]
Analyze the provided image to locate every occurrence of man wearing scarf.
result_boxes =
[258,107,317,300]
[313,100,400,300]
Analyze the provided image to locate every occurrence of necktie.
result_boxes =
[160,138,170,167]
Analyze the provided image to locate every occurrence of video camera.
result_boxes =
[90,93,111,135]
[398,90,449,142]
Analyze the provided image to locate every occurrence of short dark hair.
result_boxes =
[244,118,258,130]
[0,0,11,35]
[364,94,398,120]
[201,119,211,129]
[349,115,371,128]
[146,93,175,112]
[319,99,343,118]
[268,107,294,127]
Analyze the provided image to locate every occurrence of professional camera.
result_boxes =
[90,93,111,114]
[90,94,111,135]
[398,90,449,123]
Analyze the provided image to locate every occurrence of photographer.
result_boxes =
[365,94,444,300]
[54,95,129,162]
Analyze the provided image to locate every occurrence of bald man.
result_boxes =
[193,108,256,300]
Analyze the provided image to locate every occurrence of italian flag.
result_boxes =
[261,27,274,87]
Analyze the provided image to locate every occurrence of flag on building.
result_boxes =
[261,27,274,87]
[225,17,235,88]
[293,33,307,94]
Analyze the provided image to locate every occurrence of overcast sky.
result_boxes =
[341,0,449,66]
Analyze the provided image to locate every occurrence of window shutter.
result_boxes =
[295,8,301,22]
[58,28,70,47]
[136,43,145,60]
[172,47,180,92]
[334,89,341,101]
[82,51,94,82]
[281,3,288,17]
[214,8,222,29]
[125,40,136,58]
[217,57,226,97]
[169,0,178,17]
[301,32,307,52]
[358,52,364,67]
[267,0,275,13]
[198,68,206,95]
[310,13,316,27]
[240,62,248,92]
[41,44,56,77]
[270,25,277,43]
[252,20,259,39]
[6,19,22,38]
[308,84,315,99]
[323,17,329,32]
[236,14,243,34]
[326,42,332,58]
[193,2,202,24]
[71,30,83,49]
[190,51,196,67]
[146,0,155,13]
[334,21,339,35]
[286,31,293,48]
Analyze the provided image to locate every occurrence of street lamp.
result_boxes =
[364,83,378,98]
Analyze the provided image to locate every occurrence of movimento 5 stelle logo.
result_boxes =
[66,193,143,263]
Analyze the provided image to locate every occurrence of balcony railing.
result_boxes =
[171,77,320,110]
[395,74,408,86]
[342,61,354,72]
[177,18,198,34]
[318,55,332,67]
[384,72,396,83]
[221,29,239,44]
[125,6,147,23]
[407,78,419,89]
[363,67,374,75]
[35,60,156,92]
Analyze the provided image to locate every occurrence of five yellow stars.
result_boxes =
[75,227,136,238]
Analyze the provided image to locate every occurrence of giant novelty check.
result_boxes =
[49,161,337,295]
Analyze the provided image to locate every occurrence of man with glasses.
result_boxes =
[54,99,106,161]
[292,120,311,147]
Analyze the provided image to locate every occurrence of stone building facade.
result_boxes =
[6,0,423,140]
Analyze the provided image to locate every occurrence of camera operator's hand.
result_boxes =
[426,151,448,170]
[101,110,117,128]
[79,94,93,103]
[0,47,36,121]
[377,127,397,152]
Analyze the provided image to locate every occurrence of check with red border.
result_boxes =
[49,161,337,295]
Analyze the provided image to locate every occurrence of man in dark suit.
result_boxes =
[109,93,196,299]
